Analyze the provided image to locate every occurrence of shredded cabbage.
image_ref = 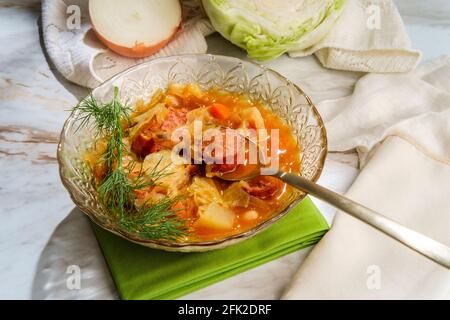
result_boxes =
[142,150,190,196]
[202,0,346,60]
[129,102,168,140]
[188,176,224,207]
[223,182,250,207]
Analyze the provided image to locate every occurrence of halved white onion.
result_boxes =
[89,0,182,58]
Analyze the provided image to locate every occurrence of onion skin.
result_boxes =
[92,24,181,58]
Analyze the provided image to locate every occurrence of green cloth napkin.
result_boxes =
[93,196,329,300]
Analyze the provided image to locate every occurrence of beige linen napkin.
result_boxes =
[288,0,421,73]
[282,56,450,299]
[42,0,214,88]
[42,0,420,89]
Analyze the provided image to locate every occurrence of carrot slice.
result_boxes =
[171,198,196,219]
[208,103,231,121]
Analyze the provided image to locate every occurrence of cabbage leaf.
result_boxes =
[202,0,346,60]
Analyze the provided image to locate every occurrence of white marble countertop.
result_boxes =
[0,0,449,299]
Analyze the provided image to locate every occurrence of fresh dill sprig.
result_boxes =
[98,169,133,219]
[76,87,130,169]
[120,196,188,241]
[74,87,187,241]
[75,87,130,137]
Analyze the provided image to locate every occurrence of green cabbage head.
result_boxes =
[202,0,346,60]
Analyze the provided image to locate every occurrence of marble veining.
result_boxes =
[0,0,448,299]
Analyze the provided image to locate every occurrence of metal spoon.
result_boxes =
[212,136,450,269]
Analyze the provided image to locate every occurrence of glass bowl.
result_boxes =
[57,54,327,252]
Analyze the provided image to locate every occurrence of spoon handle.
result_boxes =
[275,171,450,269]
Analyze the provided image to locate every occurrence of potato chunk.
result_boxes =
[196,202,236,230]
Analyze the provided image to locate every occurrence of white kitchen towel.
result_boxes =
[42,0,214,88]
[288,0,421,73]
[42,0,420,89]
[282,56,450,299]
[319,55,450,166]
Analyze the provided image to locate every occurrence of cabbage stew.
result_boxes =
[85,84,301,242]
